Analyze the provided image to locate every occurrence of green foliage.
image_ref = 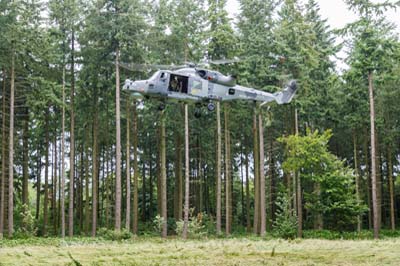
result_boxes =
[273,191,297,239]
[14,204,38,239]
[175,209,208,238]
[97,228,132,241]
[153,215,166,235]
[279,129,367,230]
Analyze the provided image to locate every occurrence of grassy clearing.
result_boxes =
[1,237,400,265]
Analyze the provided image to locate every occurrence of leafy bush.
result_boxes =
[97,228,132,241]
[14,204,37,238]
[273,192,297,239]
[153,215,165,234]
[175,208,207,238]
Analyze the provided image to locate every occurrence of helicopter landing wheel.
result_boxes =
[158,102,166,111]
[194,108,202,118]
[207,102,215,112]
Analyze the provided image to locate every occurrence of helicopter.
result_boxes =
[122,61,297,116]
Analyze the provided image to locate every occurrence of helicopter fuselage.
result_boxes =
[123,67,297,108]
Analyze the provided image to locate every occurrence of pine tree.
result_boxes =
[343,0,399,239]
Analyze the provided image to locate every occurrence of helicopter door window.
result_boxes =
[169,74,188,93]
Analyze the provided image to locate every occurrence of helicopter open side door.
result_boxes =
[168,74,189,93]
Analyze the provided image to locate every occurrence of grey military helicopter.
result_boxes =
[122,60,297,116]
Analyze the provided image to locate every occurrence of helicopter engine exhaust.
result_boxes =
[196,69,236,87]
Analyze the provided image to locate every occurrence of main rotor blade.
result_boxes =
[118,62,186,71]
[208,58,242,65]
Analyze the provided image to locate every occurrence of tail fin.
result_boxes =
[273,80,297,104]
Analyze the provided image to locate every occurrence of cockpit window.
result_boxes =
[160,72,165,78]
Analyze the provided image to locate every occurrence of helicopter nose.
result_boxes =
[123,79,148,92]
[123,79,136,91]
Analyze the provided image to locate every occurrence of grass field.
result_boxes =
[1,237,400,265]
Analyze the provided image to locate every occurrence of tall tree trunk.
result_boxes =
[133,101,139,234]
[216,102,222,235]
[22,107,29,225]
[8,49,15,238]
[295,108,302,238]
[78,145,83,232]
[92,86,98,236]
[198,137,203,213]
[245,152,251,233]
[149,144,153,219]
[375,139,382,230]
[182,104,190,239]
[253,106,260,234]
[268,136,275,228]
[157,137,161,216]
[353,130,361,232]
[44,108,50,236]
[387,145,395,231]
[115,46,122,231]
[141,161,146,221]
[363,129,372,229]
[61,60,66,238]
[258,112,266,236]
[240,143,244,226]
[53,122,58,235]
[174,133,183,221]
[84,130,89,235]
[160,111,167,238]
[68,30,76,237]
[125,99,131,231]
[368,71,379,239]
[224,103,231,235]
[0,69,6,238]
[36,154,41,221]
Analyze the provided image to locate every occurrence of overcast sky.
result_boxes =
[226,0,400,31]
[225,0,400,71]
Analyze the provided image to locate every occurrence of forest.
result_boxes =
[0,0,400,254]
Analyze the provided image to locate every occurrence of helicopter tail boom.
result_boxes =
[271,80,297,105]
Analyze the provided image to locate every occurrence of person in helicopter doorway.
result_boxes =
[170,76,179,92]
